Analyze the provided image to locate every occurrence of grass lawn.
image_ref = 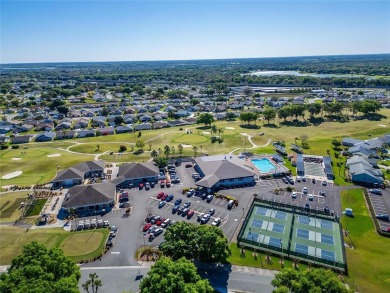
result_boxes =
[0,226,108,264]
[0,192,30,223]
[25,198,48,216]
[173,133,209,144]
[341,189,390,293]
[70,142,135,154]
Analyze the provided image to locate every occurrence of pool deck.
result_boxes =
[244,155,289,177]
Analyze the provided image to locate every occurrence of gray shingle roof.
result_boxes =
[62,183,116,208]
[52,167,84,182]
[116,162,159,179]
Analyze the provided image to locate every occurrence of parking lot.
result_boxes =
[367,188,390,232]
[80,163,344,268]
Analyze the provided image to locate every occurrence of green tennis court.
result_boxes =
[238,200,346,272]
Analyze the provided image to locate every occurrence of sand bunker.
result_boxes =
[225,127,235,130]
[181,144,192,148]
[2,171,22,179]
[378,124,387,127]
[47,154,62,157]
[202,131,211,135]
[11,157,22,161]
[240,133,248,136]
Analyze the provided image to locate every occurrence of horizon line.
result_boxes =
[1,52,390,66]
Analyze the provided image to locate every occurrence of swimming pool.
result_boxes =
[251,158,276,173]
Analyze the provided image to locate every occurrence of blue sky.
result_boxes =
[1,0,389,63]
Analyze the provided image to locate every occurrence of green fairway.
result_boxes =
[173,133,208,144]
[69,142,135,154]
[341,189,390,293]
[25,198,47,216]
[0,226,108,264]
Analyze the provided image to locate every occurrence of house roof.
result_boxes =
[195,155,255,188]
[114,162,159,181]
[62,183,116,208]
[52,167,84,182]
[73,160,105,173]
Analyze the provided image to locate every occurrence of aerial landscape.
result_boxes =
[0,0,390,293]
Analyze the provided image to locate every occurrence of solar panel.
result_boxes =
[295,243,308,255]
[251,219,263,228]
[275,211,287,220]
[321,234,334,245]
[320,220,333,230]
[256,207,267,215]
[297,228,309,239]
[298,215,310,225]
[246,232,259,242]
[272,223,285,233]
[321,250,335,261]
[268,237,282,248]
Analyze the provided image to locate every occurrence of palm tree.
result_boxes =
[164,145,170,158]
[217,127,224,140]
[150,150,158,158]
[193,146,198,157]
[178,144,183,157]
[211,124,218,138]
[82,273,102,293]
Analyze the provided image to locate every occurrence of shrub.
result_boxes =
[11,145,20,149]
[119,145,127,152]
[1,145,9,150]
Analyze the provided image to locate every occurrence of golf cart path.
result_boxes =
[229,138,271,154]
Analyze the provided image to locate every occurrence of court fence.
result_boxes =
[237,196,347,274]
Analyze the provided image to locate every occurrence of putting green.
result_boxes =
[60,230,105,257]
[1,149,48,159]
[173,134,208,144]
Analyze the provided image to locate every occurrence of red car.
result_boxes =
[156,218,165,226]
[161,193,168,201]
[187,210,194,218]
[143,223,152,232]
[166,181,171,188]
[157,192,164,199]
[139,183,144,190]
[160,180,165,187]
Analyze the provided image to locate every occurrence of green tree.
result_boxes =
[160,221,231,262]
[114,116,124,125]
[193,146,198,157]
[226,112,236,121]
[82,273,102,293]
[0,241,81,293]
[151,150,158,158]
[57,105,69,115]
[178,144,183,157]
[197,113,215,127]
[271,268,353,293]
[164,145,171,158]
[210,124,218,137]
[140,257,213,293]
[154,156,168,168]
[217,127,224,140]
[136,140,145,150]
[262,107,276,124]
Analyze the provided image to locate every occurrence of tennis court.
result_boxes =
[239,201,346,271]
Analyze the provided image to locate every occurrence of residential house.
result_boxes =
[55,130,76,140]
[35,131,56,142]
[133,123,152,131]
[36,122,54,132]
[97,127,115,136]
[116,125,133,134]
[11,135,33,144]
[77,129,96,138]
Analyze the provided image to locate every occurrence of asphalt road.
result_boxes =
[79,264,276,293]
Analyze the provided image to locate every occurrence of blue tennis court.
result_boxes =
[251,219,263,228]
[320,220,333,230]
[272,223,285,233]
[298,215,310,225]
[268,237,282,248]
[256,207,268,216]
[321,250,335,261]
[321,234,334,245]
[246,232,259,242]
[295,243,309,255]
[275,211,287,220]
[297,228,309,239]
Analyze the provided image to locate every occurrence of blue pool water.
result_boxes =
[251,158,276,173]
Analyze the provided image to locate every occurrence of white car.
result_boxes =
[296,176,302,182]
[211,218,221,226]
[308,194,314,201]
[291,192,297,199]
[302,187,308,194]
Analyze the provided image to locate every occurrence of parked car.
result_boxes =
[161,193,168,201]
[151,215,162,224]
[206,194,214,202]
[296,176,302,182]
[187,210,194,218]
[208,208,215,216]
[324,206,330,213]
[186,189,195,197]
[153,228,164,237]
[184,201,191,208]
[145,182,150,190]
[160,180,165,188]
[109,231,116,238]
[166,181,171,188]
[200,193,208,200]
[197,213,204,222]
[145,214,155,222]
[182,208,190,216]
[282,177,289,184]
[185,163,193,168]
[157,192,164,199]
[200,214,211,224]
[304,203,310,210]
[172,205,180,213]
[139,183,144,190]
[227,200,235,210]
[161,219,171,228]
[156,218,164,226]
[150,181,155,188]
[369,189,382,195]
[308,194,314,201]
[291,192,297,199]
[174,198,182,205]
[312,178,316,184]
[302,177,306,182]
[166,194,174,202]
[148,225,158,234]
[302,187,308,194]
[376,214,390,221]
[192,172,199,178]
[158,201,166,208]
[177,206,185,215]
[322,180,327,186]
[110,226,118,232]
[103,220,109,228]
[143,223,152,232]
[212,218,221,226]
